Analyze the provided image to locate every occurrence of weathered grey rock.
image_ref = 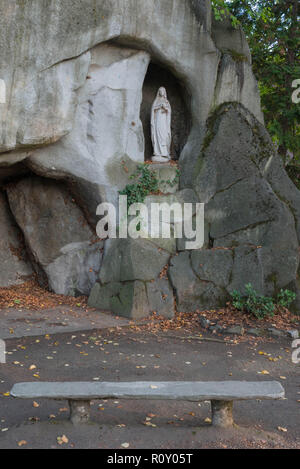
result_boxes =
[29,44,150,211]
[0,151,31,167]
[258,137,300,245]
[7,177,102,296]
[89,237,172,318]
[0,191,33,286]
[88,281,150,320]
[247,328,266,338]
[206,176,288,242]
[45,241,102,297]
[0,49,90,153]
[1,0,256,158]
[169,252,228,312]
[268,328,286,339]
[69,400,91,426]
[214,54,264,124]
[149,163,179,195]
[228,247,264,296]
[211,400,233,428]
[142,189,199,254]
[0,1,263,222]
[99,239,170,284]
[188,103,299,303]
[191,249,233,287]
[146,278,175,319]
[287,330,299,340]
[211,15,251,63]
[226,326,245,336]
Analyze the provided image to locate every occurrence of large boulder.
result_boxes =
[88,281,150,320]
[177,103,300,307]
[88,238,175,319]
[0,191,33,287]
[169,252,228,312]
[6,177,103,296]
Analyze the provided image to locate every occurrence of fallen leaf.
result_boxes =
[278,427,288,433]
[18,440,27,447]
[57,435,69,445]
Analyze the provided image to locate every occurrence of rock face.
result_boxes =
[0,191,33,287]
[29,44,150,217]
[0,1,299,315]
[0,0,262,167]
[7,177,103,296]
[176,103,300,312]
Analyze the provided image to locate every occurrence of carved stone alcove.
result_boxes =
[140,63,192,161]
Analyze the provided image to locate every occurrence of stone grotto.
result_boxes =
[0,0,300,319]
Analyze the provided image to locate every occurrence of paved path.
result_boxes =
[0,307,133,339]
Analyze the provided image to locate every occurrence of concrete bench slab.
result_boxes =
[10,381,285,428]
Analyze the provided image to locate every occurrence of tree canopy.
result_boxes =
[212,0,300,180]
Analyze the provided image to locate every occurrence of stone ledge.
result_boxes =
[199,315,300,340]
[11,380,285,401]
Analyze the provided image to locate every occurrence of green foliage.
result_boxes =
[231,284,275,320]
[277,289,297,308]
[212,1,300,172]
[160,169,181,189]
[119,164,180,209]
[231,284,296,320]
[119,164,159,208]
[211,0,239,27]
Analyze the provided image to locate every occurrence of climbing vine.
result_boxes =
[119,164,180,209]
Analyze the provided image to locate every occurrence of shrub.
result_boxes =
[277,289,297,309]
[231,284,296,320]
[231,284,276,320]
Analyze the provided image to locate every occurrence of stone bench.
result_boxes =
[10,380,285,428]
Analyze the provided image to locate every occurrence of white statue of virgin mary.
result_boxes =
[151,87,171,162]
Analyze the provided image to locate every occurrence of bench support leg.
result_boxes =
[69,400,91,425]
[211,400,233,428]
